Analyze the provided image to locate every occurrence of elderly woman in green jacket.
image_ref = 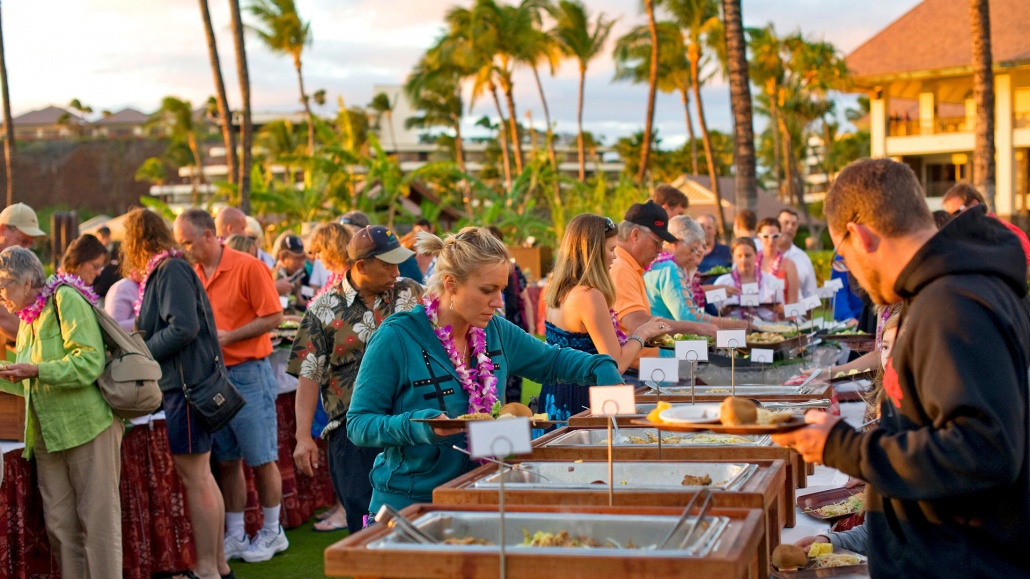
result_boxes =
[0,247,123,578]
[348,227,623,518]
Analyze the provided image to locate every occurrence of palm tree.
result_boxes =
[254,119,303,185]
[549,0,616,181]
[368,92,398,157]
[0,1,14,206]
[639,0,659,183]
[199,0,237,186]
[970,0,995,209]
[228,0,253,213]
[613,21,697,175]
[721,0,756,216]
[748,25,785,197]
[516,0,561,170]
[147,96,206,204]
[661,0,727,236]
[246,0,315,162]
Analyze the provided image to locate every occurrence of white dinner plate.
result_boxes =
[658,404,722,424]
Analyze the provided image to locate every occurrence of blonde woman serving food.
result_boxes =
[347,227,623,515]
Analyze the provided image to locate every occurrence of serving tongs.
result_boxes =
[375,504,437,545]
[451,446,553,482]
[655,488,713,552]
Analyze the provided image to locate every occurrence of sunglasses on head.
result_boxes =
[604,217,616,233]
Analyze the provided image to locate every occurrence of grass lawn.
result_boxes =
[231,516,347,579]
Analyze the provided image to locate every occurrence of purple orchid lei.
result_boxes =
[133,249,184,317]
[690,271,706,309]
[423,295,498,415]
[18,274,100,325]
[609,309,628,346]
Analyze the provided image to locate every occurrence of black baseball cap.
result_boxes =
[275,234,305,255]
[624,200,677,243]
[347,225,414,264]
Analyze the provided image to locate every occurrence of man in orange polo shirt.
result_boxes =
[174,209,289,564]
[611,200,720,380]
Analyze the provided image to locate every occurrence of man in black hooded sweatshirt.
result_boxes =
[773,158,1030,577]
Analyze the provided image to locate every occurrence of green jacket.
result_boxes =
[0,285,111,459]
[347,305,622,514]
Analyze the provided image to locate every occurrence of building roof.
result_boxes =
[672,175,817,225]
[12,105,86,126]
[847,0,1030,83]
[93,108,149,125]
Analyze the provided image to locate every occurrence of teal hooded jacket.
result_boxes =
[347,305,622,514]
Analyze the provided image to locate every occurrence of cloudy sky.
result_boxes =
[4,0,921,145]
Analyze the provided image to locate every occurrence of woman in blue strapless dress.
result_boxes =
[537,214,666,423]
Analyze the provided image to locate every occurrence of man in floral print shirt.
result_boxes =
[287,225,421,532]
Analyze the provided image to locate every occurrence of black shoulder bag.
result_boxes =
[176,281,246,432]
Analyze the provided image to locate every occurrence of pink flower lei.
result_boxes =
[757,250,783,276]
[646,251,676,272]
[313,271,345,299]
[133,249,184,317]
[690,271,706,309]
[422,295,498,415]
[18,274,99,325]
[731,264,762,294]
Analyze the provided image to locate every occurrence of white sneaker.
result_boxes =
[224,533,251,561]
[241,526,289,563]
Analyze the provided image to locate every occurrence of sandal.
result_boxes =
[313,509,348,532]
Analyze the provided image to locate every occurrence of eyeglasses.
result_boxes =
[830,214,860,273]
[604,217,616,233]
[950,205,967,216]
[758,233,781,240]
[0,279,15,293]
[643,228,663,249]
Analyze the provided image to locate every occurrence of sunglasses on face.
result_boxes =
[759,233,781,240]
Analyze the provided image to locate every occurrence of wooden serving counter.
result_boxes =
[325,504,766,579]
[433,458,787,574]
[531,425,806,498]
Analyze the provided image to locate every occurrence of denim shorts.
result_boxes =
[212,357,279,466]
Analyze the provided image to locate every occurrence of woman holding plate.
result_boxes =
[347,227,623,516]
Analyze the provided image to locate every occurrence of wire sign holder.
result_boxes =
[589,385,636,507]
[468,418,532,579]
[676,340,709,406]
[717,330,746,397]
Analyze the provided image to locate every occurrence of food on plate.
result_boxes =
[708,388,730,393]
[747,331,786,344]
[498,402,533,418]
[681,473,712,486]
[808,543,833,557]
[656,333,715,348]
[701,265,731,276]
[455,413,494,421]
[829,328,869,336]
[521,529,601,548]
[754,322,798,334]
[443,536,494,546]
[532,413,549,421]
[646,401,672,423]
[772,544,809,569]
[833,369,864,379]
[812,552,862,568]
[719,396,758,425]
[598,432,754,445]
[756,408,794,425]
[807,492,865,517]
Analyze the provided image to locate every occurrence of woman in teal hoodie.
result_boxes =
[348,227,623,516]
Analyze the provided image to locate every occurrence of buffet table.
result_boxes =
[0,390,335,578]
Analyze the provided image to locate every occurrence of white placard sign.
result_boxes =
[813,318,826,329]
[766,277,785,292]
[467,418,532,459]
[740,294,760,307]
[803,295,822,310]
[639,357,679,385]
[717,329,747,349]
[817,287,837,299]
[589,385,637,416]
[825,278,844,291]
[751,348,774,363]
[279,296,290,309]
[741,282,759,295]
[676,340,709,362]
[784,302,806,318]
[705,288,728,304]
[301,285,315,298]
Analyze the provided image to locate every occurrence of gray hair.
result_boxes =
[0,247,46,289]
[668,216,705,245]
[617,220,649,242]
[177,208,216,234]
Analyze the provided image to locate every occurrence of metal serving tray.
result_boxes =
[543,428,772,447]
[646,384,823,396]
[365,510,729,557]
[470,461,757,492]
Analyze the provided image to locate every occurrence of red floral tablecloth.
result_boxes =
[0,390,336,578]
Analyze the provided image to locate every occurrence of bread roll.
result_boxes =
[772,544,809,569]
[720,396,758,425]
[498,402,533,418]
